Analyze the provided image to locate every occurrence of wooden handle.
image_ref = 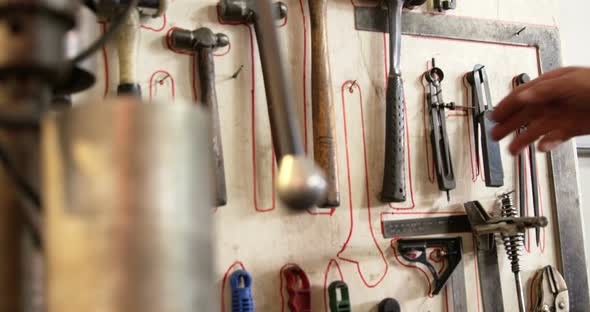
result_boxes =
[308,0,339,208]
[116,9,141,95]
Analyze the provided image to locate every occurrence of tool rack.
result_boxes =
[89,0,587,310]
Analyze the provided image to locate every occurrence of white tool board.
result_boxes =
[83,0,564,310]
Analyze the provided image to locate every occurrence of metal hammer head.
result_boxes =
[170,28,229,52]
[218,0,287,24]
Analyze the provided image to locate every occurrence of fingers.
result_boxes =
[491,67,577,123]
[511,67,578,93]
[490,105,537,140]
[507,119,555,155]
[538,130,569,152]
[491,76,573,143]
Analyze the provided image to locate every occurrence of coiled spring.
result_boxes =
[499,192,524,274]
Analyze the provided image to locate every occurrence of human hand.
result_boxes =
[491,67,590,155]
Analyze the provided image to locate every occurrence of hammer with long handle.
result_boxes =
[308,0,339,208]
[170,27,229,207]
[219,0,326,210]
[381,0,425,203]
[99,0,167,97]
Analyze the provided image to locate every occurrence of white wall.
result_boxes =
[559,0,590,284]
[559,0,590,66]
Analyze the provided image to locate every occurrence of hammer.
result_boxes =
[219,0,326,210]
[381,0,425,203]
[170,27,229,207]
[308,0,339,208]
[98,0,168,97]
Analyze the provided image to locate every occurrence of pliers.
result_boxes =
[532,266,569,312]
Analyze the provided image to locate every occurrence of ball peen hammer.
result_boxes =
[381,0,426,203]
[170,27,230,207]
[308,0,340,208]
[219,0,327,210]
[98,0,168,97]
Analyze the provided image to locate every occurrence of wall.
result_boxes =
[85,1,567,310]
[559,0,590,279]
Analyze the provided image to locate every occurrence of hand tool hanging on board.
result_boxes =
[382,215,472,238]
[328,280,351,312]
[170,27,229,207]
[383,202,548,312]
[532,266,570,312]
[466,65,504,187]
[464,200,548,312]
[219,0,326,210]
[284,266,312,312]
[396,237,463,296]
[230,270,255,312]
[98,0,168,97]
[378,298,401,312]
[380,0,426,203]
[513,73,541,246]
[308,0,340,208]
[424,59,473,201]
[497,192,527,312]
[353,10,589,308]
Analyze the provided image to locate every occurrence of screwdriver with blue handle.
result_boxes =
[230,270,254,312]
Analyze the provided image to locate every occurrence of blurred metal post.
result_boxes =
[43,100,217,312]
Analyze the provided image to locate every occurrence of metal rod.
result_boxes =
[515,272,526,312]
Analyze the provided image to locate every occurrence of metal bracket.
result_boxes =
[355,9,589,310]
[397,237,463,296]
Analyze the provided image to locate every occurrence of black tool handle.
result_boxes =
[378,298,401,312]
[431,110,455,192]
[117,83,141,97]
[196,47,227,207]
[480,111,504,187]
[381,74,406,202]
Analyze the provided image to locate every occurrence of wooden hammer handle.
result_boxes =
[308,0,339,208]
[116,9,141,96]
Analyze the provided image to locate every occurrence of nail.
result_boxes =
[231,65,244,79]
[157,74,170,84]
[515,27,527,36]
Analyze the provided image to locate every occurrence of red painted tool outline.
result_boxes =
[389,239,449,308]
[380,32,417,211]
[148,70,175,101]
[297,0,336,216]
[422,60,471,187]
[337,80,388,288]
[141,14,167,32]
[216,6,291,213]
[220,261,247,312]
[322,259,345,312]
